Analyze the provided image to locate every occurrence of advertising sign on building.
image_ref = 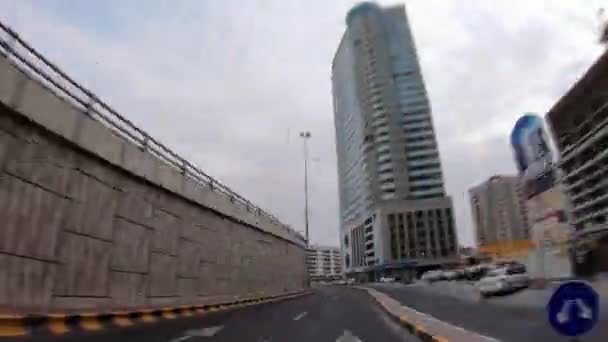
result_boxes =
[527,187,569,251]
[510,114,555,199]
[525,186,572,279]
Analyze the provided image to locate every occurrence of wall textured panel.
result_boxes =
[5,140,75,197]
[0,254,55,309]
[65,172,117,241]
[148,253,178,297]
[111,218,151,273]
[109,271,147,307]
[0,174,65,261]
[150,208,180,255]
[55,232,112,297]
[177,239,201,278]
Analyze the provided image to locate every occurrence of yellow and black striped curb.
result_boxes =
[355,287,448,342]
[0,290,311,338]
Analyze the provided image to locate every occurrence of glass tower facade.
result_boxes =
[332,3,457,277]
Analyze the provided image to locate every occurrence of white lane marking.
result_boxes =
[184,325,224,337]
[293,312,308,321]
[169,336,192,342]
[336,330,363,342]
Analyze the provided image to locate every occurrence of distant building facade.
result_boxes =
[545,48,608,276]
[469,175,529,247]
[332,2,458,281]
[306,245,343,280]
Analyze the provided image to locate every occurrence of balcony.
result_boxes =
[407,139,435,149]
[403,121,431,131]
[408,158,440,167]
[573,207,608,226]
[561,102,608,162]
[402,114,429,124]
[378,172,394,181]
[411,187,444,197]
[380,182,396,191]
[563,148,608,182]
[571,179,608,201]
[408,167,441,177]
[410,178,443,187]
[375,125,390,135]
[573,191,608,214]
[406,149,437,158]
[404,130,434,139]
[377,153,392,163]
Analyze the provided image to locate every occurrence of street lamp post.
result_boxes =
[299,131,311,246]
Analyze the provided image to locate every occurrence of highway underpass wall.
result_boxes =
[0,54,308,312]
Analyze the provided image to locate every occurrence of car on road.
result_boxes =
[421,270,444,283]
[464,264,494,281]
[442,269,466,281]
[379,277,396,283]
[476,266,530,297]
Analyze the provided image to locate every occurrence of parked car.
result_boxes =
[347,278,355,285]
[421,270,444,283]
[476,267,530,297]
[442,270,461,281]
[464,264,493,281]
[379,277,396,283]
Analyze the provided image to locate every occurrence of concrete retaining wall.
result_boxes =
[0,55,307,312]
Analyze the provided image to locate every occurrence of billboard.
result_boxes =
[525,186,572,279]
[527,187,570,252]
[510,114,555,199]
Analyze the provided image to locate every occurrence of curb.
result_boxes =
[355,286,464,342]
[0,290,311,338]
[374,300,447,342]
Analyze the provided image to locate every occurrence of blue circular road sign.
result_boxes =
[547,281,599,336]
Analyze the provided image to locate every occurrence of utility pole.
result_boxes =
[299,131,311,246]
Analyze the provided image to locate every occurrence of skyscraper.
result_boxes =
[332,2,457,281]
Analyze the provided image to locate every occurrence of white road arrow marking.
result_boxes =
[293,312,308,321]
[168,336,192,342]
[184,325,224,337]
[336,330,363,342]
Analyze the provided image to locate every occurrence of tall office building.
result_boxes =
[469,175,529,247]
[332,2,457,281]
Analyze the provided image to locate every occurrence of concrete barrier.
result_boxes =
[0,53,308,313]
[0,290,311,337]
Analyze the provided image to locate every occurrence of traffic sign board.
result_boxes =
[547,281,599,336]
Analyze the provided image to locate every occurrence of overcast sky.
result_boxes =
[1,1,605,246]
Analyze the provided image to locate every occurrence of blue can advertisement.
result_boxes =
[510,114,555,199]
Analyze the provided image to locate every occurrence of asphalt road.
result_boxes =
[5,286,418,342]
[370,282,607,342]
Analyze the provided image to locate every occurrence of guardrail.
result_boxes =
[0,20,302,241]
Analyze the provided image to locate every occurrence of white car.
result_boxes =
[442,270,461,281]
[421,270,444,282]
[476,267,530,297]
[379,277,396,283]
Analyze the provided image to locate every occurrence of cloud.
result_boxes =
[0,0,605,247]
